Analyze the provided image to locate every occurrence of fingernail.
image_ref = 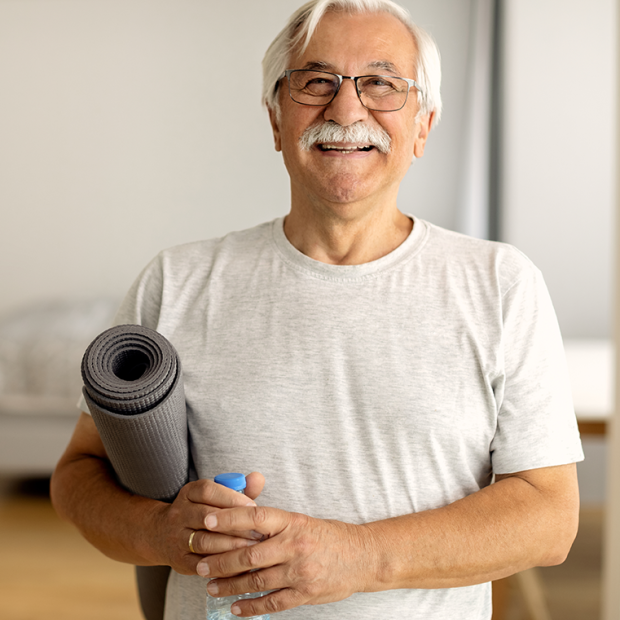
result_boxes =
[206,580,219,595]
[231,604,241,616]
[206,514,217,529]
[196,562,210,577]
[246,500,257,507]
[246,540,259,546]
[250,530,263,539]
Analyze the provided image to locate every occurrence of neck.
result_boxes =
[283,200,413,265]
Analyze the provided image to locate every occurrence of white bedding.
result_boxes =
[0,298,118,474]
[0,298,118,416]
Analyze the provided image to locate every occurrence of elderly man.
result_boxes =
[51,1,583,619]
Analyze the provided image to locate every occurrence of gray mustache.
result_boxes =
[299,121,391,154]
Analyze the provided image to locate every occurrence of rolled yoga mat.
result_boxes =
[81,324,189,620]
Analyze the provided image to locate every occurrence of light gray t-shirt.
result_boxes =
[88,216,583,619]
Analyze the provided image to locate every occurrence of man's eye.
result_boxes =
[367,78,396,89]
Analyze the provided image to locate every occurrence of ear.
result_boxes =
[413,110,435,158]
[268,107,282,152]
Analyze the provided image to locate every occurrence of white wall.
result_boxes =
[501,0,616,507]
[502,0,616,338]
[1,0,614,507]
[0,0,474,317]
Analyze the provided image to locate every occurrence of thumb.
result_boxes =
[245,471,265,500]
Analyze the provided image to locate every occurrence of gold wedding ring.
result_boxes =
[188,530,197,554]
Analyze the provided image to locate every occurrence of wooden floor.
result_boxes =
[0,478,143,620]
[0,478,604,620]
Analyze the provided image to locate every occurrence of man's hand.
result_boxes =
[150,474,266,575]
[196,507,372,617]
[193,463,579,617]
[53,413,578,618]
[51,412,267,572]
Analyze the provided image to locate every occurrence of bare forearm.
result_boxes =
[51,413,267,578]
[50,452,166,565]
[185,464,578,616]
[363,467,579,590]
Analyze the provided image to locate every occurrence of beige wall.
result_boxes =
[0,0,472,318]
[502,0,616,338]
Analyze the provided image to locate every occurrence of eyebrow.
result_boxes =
[299,60,402,75]
[367,60,400,74]
[300,61,332,71]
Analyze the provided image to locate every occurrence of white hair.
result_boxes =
[262,0,442,124]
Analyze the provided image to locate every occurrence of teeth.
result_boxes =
[320,145,371,153]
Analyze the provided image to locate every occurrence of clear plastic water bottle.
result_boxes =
[206,473,270,620]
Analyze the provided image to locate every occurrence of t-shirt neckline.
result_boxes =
[271,214,429,282]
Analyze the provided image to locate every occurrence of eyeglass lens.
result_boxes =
[288,70,409,112]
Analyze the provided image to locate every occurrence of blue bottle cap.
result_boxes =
[214,472,247,492]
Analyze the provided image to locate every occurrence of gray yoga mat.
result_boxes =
[81,324,189,620]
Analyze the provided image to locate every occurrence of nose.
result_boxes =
[323,77,369,127]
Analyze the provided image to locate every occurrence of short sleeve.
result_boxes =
[490,263,584,473]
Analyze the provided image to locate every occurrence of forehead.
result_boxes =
[291,10,417,77]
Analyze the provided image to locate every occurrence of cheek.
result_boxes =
[389,133,416,165]
[281,104,327,140]
[280,130,298,153]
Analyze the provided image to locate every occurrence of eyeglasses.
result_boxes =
[280,69,422,112]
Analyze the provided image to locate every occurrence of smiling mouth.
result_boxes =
[317,144,375,153]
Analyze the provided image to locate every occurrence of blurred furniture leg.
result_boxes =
[492,576,511,620]
[517,568,552,620]
[492,570,552,620]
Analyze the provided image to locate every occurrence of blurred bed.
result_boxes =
[0,298,118,475]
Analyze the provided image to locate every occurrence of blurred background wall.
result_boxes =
[0,0,615,502]
[0,0,473,316]
[501,0,616,509]
[502,0,615,340]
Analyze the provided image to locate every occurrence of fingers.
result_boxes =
[180,480,263,539]
[195,506,292,577]
[178,498,221,531]
[198,531,280,578]
[159,476,268,577]
[207,563,283,597]
[182,503,258,541]
[232,588,307,617]
[155,487,263,574]
[184,479,257,509]
[207,568,307,617]
[196,506,300,581]
[166,526,260,576]
[194,510,361,615]
[205,505,290,538]
[188,529,260,556]
[244,472,266,500]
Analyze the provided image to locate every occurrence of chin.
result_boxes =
[320,172,368,203]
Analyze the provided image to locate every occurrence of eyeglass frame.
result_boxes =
[278,69,423,112]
